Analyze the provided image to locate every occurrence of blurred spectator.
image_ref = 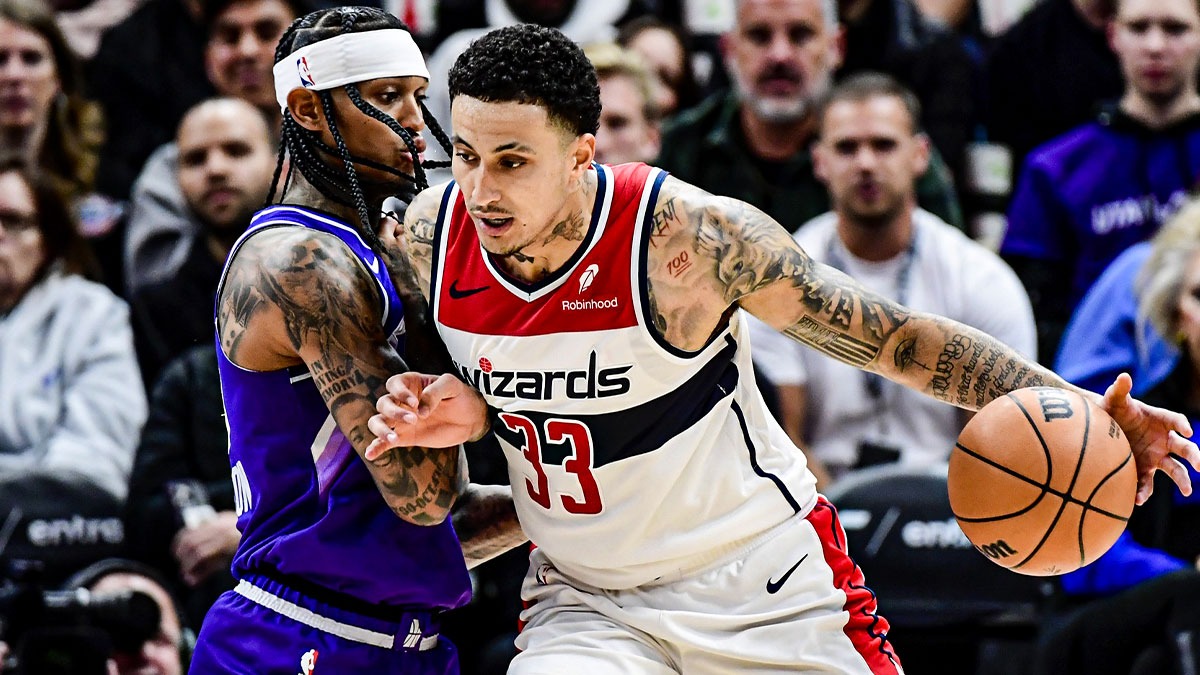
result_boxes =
[0,155,142,500]
[123,0,298,295]
[1035,199,1200,675]
[66,558,189,674]
[987,0,1123,181]
[87,0,213,201]
[748,73,1033,487]
[617,15,703,116]
[836,0,978,193]
[124,345,235,633]
[0,157,144,579]
[585,42,662,165]
[657,0,963,234]
[55,0,144,60]
[1002,0,1200,364]
[127,98,273,386]
[0,0,103,207]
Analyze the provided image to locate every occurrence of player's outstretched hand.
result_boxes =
[365,372,489,460]
[1097,372,1200,505]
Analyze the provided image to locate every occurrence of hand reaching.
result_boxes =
[365,372,490,460]
[1095,373,1200,505]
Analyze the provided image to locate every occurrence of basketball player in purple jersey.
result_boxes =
[189,7,523,673]
[365,25,1200,673]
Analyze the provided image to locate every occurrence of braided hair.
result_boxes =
[269,6,452,251]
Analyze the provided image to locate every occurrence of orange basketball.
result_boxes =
[948,387,1136,576]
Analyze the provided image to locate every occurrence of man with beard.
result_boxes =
[1002,0,1200,365]
[128,98,275,386]
[656,0,963,234]
[748,73,1034,486]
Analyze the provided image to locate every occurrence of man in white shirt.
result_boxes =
[750,72,1035,486]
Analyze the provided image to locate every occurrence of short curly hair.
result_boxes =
[448,24,601,137]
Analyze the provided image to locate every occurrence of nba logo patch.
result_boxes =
[297,56,316,87]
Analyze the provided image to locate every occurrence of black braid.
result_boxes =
[420,100,453,169]
[320,89,386,254]
[344,84,428,190]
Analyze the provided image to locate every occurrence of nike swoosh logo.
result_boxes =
[448,280,490,299]
[765,553,809,594]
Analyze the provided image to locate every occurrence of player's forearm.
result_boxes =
[367,443,467,526]
[879,312,1075,411]
[452,483,527,569]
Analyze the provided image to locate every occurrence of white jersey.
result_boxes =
[430,163,817,589]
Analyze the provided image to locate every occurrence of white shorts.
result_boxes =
[511,497,904,674]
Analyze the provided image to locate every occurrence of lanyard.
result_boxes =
[822,223,919,431]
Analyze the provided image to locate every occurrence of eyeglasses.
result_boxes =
[0,210,39,233]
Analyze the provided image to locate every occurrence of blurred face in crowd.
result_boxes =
[177,99,274,238]
[813,94,930,227]
[205,0,294,112]
[723,0,842,123]
[1176,250,1200,364]
[595,73,659,165]
[625,26,685,115]
[1109,0,1200,107]
[0,169,43,312]
[0,18,58,133]
[506,0,576,26]
[90,573,183,675]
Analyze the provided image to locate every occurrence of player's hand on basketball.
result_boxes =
[1098,372,1200,504]
[365,372,489,459]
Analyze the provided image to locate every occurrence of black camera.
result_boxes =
[0,560,161,674]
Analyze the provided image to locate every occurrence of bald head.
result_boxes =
[176,97,275,236]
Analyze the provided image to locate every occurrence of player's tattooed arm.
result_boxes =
[217,229,464,525]
[644,177,1071,410]
[452,483,528,569]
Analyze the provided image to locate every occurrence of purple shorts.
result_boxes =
[189,575,458,674]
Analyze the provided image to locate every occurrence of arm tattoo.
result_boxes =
[452,484,528,569]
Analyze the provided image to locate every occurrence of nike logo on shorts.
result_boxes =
[449,280,490,299]
[766,553,809,594]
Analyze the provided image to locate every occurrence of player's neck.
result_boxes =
[738,107,817,162]
[495,171,597,284]
[282,169,370,228]
[836,207,914,262]
[1120,91,1200,130]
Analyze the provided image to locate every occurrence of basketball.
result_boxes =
[948,387,1136,576]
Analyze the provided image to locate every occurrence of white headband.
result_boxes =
[273,29,430,110]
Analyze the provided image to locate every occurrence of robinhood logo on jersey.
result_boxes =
[458,352,632,400]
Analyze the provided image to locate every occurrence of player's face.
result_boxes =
[1177,250,1200,364]
[324,76,428,186]
[723,0,841,123]
[0,19,58,133]
[205,0,294,111]
[596,74,659,165]
[0,171,44,313]
[92,573,184,675]
[451,96,592,261]
[176,102,274,235]
[1110,0,1200,107]
[813,95,929,226]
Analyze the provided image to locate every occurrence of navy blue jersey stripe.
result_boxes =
[492,336,739,468]
[732,400,800,514]
[428,181,457,307]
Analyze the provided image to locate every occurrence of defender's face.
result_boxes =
[1110,0,1200,106]
[813,95,929,225]
[205,0,294,111]
[324,76,428,186]
[450,96,587,260]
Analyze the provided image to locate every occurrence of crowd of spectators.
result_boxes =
[1,0,1198,672]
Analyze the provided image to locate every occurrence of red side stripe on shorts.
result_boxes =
[808,497,904,674]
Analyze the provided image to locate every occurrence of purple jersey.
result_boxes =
[215,205,471,611]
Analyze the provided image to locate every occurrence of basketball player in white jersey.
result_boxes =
[364,24,1200,674]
